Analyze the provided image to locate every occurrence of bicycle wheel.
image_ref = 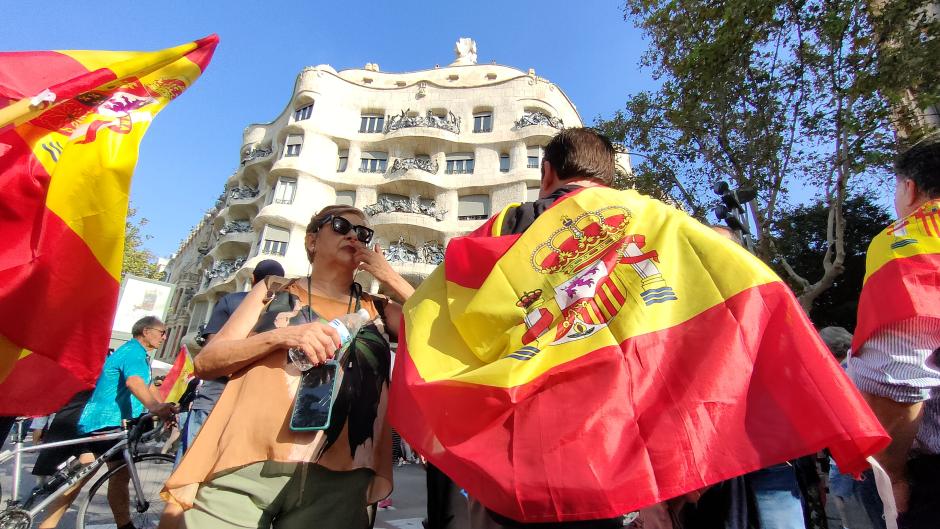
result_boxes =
[76,453,175,529]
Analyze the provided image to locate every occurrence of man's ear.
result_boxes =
[540,160,558,198]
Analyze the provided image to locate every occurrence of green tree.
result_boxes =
[122,204,163,280]
[771,195,892,329]
[599,0,940,310]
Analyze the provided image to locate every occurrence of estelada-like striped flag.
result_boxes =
[390,186,889,523]
[0,36,218,416]
[852,199,940,353]
[159,345,195,404]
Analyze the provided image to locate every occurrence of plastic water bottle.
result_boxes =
[288,308,372,371]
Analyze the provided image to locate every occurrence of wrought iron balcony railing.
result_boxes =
[385,109,460,134]
[514,111,564,130]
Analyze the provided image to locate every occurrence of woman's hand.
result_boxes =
[272,322,341,366]
[355,244,395,284]
[355,244,416,302]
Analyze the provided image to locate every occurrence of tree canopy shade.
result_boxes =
[599,0,940,310]
[771,195,892,329]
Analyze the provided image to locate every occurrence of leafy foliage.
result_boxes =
[122,205,163,280]
[599,0,940,310]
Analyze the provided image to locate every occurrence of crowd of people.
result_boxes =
[6,128,938,529]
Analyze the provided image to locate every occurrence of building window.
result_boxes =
[294,104,313,121]
[284,134,303,157]
[337,150,348,172]
[274,178,297,205]
[359,151,388,173]
[499,153,510,173]
[526,186,541,202]
[457,194,490,221]
[445,153,475,174]
[261,225,290,256]
[473,112,493,133]
[360,114,385,133]
[527,146,543,169]
[336,190,356,206]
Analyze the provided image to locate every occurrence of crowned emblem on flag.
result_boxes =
[530,206,632,275]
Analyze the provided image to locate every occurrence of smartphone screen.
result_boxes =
[290,361,339,431]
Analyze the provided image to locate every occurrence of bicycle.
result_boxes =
[0,414,175,529]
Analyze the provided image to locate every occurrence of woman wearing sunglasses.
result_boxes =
[163,205,414,529]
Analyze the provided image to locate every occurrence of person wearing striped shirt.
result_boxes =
[848,134,940,529]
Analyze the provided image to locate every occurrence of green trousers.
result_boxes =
[184,462,374,529]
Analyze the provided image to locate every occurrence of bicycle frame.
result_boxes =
[0,418,150,521]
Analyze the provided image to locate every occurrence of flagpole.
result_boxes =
[0,98,35,130]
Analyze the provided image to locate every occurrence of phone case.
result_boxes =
[289,360,342,431]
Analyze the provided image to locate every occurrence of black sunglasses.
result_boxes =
[317,215,374,245]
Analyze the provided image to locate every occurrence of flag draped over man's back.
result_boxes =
[853,199,940,353]
[390,187,890,523]
[0,36,218,416]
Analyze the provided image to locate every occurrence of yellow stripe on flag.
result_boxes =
[405,189,781,388]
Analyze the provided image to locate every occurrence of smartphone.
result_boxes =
[290,361,341,431]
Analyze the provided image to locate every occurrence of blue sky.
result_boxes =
[3,1,656,257]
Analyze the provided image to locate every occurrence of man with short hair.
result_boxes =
[849,133,940,529]
[39,316,175,529]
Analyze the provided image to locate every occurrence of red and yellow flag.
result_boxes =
[390,187,889,523]
[853,199,940,353]
[0,36,218,416]
[159,345,194,404]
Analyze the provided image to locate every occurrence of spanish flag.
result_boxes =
[853,199,940,353]
[159,345,195,404]
[0,36,218,416]
[390,187,889,523]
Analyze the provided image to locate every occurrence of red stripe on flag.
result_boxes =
[597,282,619,317]
[445,234,521,289]
[185,35,219,72]
[0,51,89,105]
[390,282,888,523]
[604,276,626,305]
[0,353,92,418]
[852,252,940,353]
[159,347,188,401]
[0,132,117,415]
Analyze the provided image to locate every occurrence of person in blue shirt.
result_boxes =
[40,316,175,529]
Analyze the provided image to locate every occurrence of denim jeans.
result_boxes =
[174,408,210,467]
[745,463,806,529]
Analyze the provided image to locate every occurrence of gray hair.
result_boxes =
[131,316,164,338]
[819,326,853,360]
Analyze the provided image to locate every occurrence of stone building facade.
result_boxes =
[161,39,630,355]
